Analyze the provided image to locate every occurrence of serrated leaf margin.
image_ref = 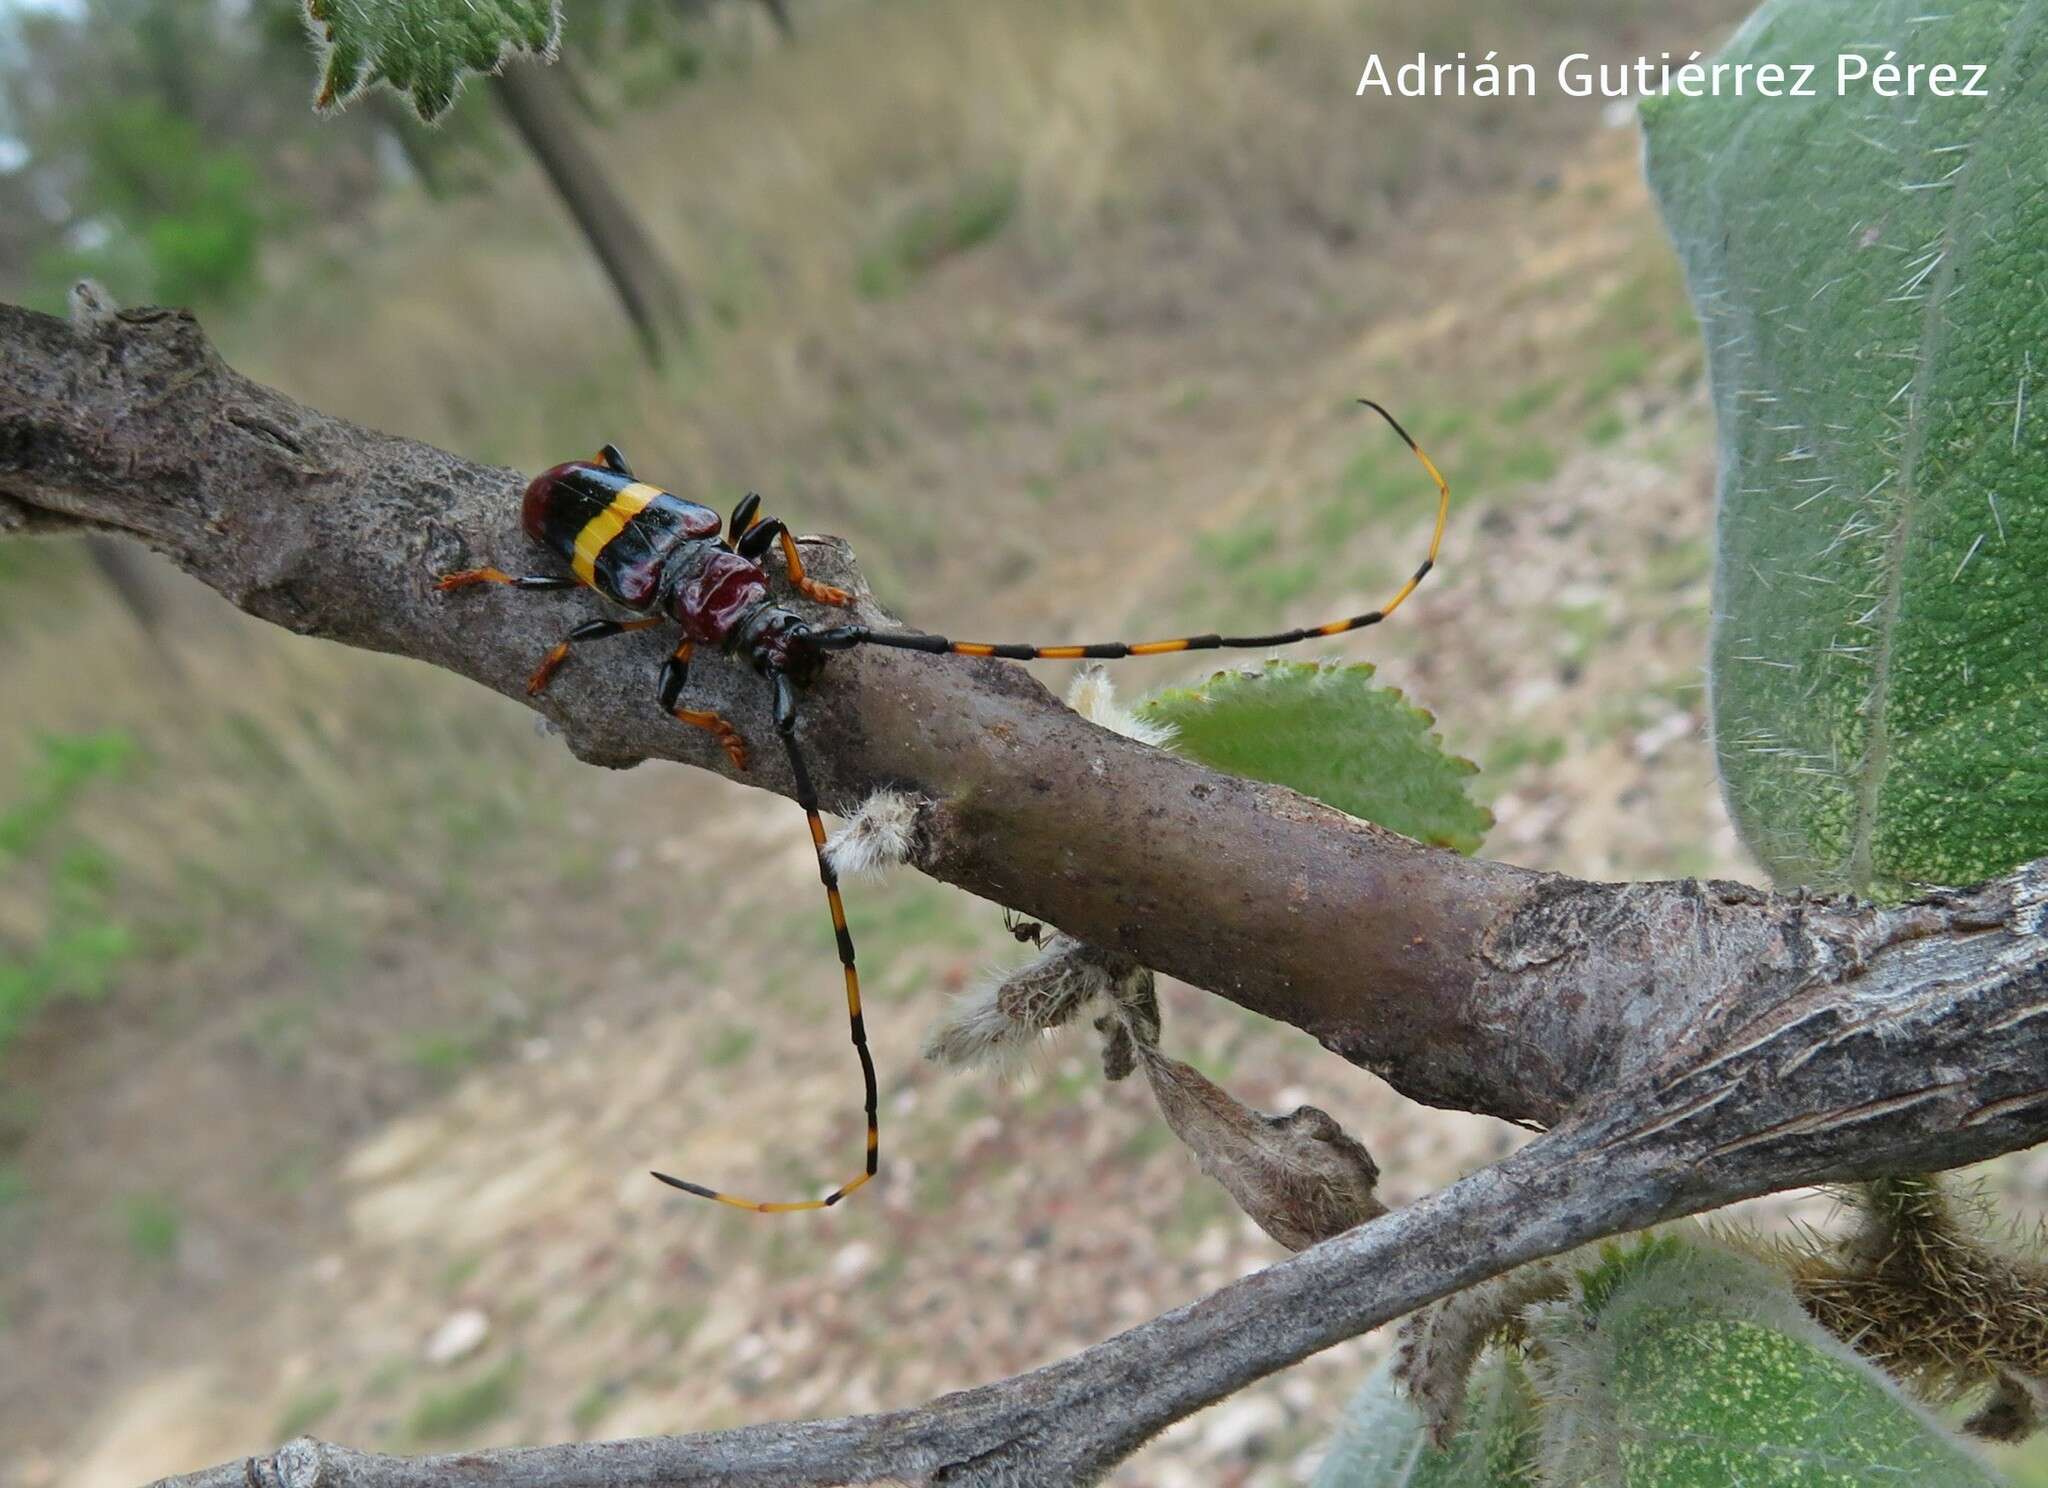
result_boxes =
[303,0,562,122]
[1137,660,1491,855]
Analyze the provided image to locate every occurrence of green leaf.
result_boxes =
[1535,1237,2001,1486]
[1138,662,1490,854]
[1312,1350,1542,1487]
[303,0,561,121]
[1644,1,2048,898]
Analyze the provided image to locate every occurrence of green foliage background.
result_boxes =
[0,734,139,1056]
[31,101,266,308]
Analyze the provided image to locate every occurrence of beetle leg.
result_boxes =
[657,638,749,770]
[650,671,879,1213]
[735,518,851,607]
[674,710,749,771]
[728,491,763,544]
[527,616,664,695]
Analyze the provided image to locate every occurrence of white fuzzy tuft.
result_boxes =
[824,789,926,879]
[921,973,1050,1078]
[67,280,120,329]
[922,932,1116,1077]
[1065,666,1177,749]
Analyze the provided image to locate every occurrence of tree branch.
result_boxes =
[5,301,2044,1487]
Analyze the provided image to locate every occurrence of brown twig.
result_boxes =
[3,300,2045,1487]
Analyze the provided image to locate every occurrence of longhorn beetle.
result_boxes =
[436,400,1448,1213]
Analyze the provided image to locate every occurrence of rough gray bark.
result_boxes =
[2,300,2044,1487]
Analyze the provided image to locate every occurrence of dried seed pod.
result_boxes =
[1100,962,1160,1052]
[1137,1044,1383,1252]
[923,933,1134,1076]
[1093,1013,1142,1083]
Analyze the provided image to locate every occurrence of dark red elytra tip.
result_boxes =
[521,462,587,545]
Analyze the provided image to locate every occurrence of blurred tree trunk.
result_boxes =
[553,54,610,126]
[758,0,794,39]
[81,535,189,680]
[366,93,445,196]
[489,62,690,366]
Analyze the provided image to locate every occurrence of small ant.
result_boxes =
[1004,910,1046,947]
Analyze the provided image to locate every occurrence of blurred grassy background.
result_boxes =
[5,0,2046,1483]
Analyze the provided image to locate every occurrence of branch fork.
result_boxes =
[1,301,2042,1487]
